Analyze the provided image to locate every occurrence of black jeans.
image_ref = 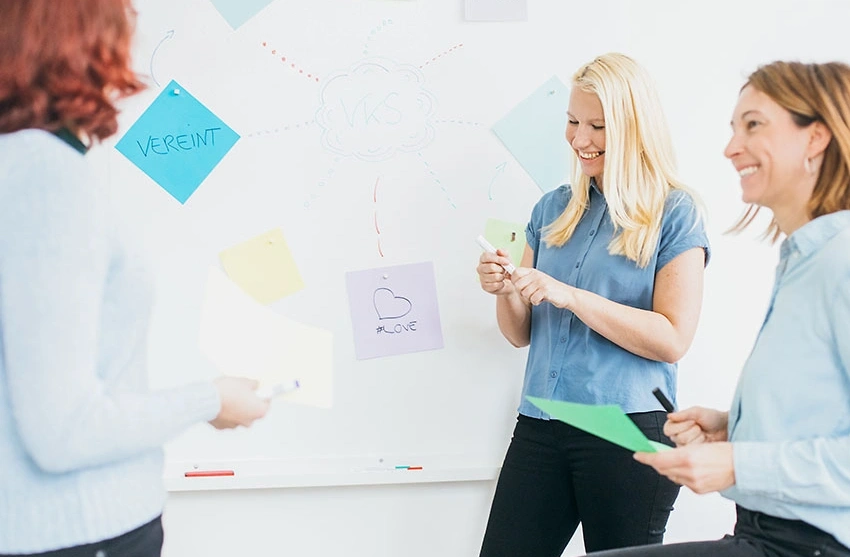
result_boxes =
[479,413,680,556]
[3,515,163,557]
[593,505,850,557]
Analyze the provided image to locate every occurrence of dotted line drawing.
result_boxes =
[244,120,315,138]
[420,43,464,69]
[304,157,341,208]
[434,119,483,127]
[373,176,384,257]
[261,41,320,83]
[418,152,456,209]
[363,19,393,57]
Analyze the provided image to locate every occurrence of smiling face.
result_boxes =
[566,88,606,186]
[724,85,816,212]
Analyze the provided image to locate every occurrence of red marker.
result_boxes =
[184,470,235,478]
[406,466,423,471]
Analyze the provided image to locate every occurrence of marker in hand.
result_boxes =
[652,387,675,413]
[255,379,301,400]
[476,235,516,274]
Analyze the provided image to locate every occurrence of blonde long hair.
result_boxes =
[543,53,699,268]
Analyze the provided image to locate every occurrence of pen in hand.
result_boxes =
[476,235,517,274]
[256,379,301,400]
[652,387,675,413]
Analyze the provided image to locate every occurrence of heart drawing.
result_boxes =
[372,287,412,320]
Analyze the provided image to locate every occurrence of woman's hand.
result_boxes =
[510,267,576,310]
[664,406,729,446]
[209,377,270,429]
[634,442,736,494]
[477,249,516,296]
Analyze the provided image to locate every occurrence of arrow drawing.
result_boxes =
[488,161,507,200]
[150,30,175,87]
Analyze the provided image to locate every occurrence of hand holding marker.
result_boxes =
[476,235,516,274]
[255,379,301,400]
[652,387,675,413]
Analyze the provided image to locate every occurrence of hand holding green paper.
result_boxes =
[526,396,671,453]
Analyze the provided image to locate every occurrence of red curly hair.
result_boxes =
[0,0,145,141]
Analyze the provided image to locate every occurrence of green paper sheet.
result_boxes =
[526,396,671,453]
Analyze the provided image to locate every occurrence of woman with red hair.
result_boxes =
[0,2,269,555]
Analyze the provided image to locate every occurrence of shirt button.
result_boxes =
[95,551,107,557]
[575,262,580,268]
[560,336,567,343]
[589,230,595,236]
[550,371,557,378]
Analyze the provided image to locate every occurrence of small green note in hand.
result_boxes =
[526,396,671,453]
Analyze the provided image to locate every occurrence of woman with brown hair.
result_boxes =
[589,60,850,557]
[0,2,269,555]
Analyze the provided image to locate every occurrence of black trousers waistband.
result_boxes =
[736,506,849,554]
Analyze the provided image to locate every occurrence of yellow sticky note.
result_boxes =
[219,228,304,304]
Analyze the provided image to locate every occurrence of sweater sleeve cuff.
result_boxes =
[178,381,221,423]
[733,441,779,496]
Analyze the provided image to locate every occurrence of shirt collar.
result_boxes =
[589,177,603,197]
[52,128,89,155]
[782,210,850,258]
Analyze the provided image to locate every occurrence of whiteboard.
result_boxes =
[99,0,850,489]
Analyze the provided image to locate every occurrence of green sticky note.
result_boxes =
[484,218,525,267]
[526,396,671,453]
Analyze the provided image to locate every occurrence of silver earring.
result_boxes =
[804,157,814,175]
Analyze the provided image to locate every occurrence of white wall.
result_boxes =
[109,0,850,555]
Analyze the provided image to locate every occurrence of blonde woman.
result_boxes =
[476,53,710,556]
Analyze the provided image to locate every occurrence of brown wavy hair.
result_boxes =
[0,0,145,142]
[730,61,850,240]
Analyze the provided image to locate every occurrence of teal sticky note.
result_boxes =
[526,396,671,453]
[492,76,570,193]
[115,80,239,204]
[209,0,275,29]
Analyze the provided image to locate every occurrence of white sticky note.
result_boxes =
[198,267,333,408]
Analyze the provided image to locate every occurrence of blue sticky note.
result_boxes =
[209,0,275,29]
[492,76,571,192]
[115,80,239,204]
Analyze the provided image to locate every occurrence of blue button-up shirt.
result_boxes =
[518,183,710,416]
[723,210,850,548]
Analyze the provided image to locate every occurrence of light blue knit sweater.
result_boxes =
[0,129,221,553]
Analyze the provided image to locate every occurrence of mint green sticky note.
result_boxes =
[526,396,666,453]
[492,75,570,192]
[209,0,275,29]
[484,218,525,268]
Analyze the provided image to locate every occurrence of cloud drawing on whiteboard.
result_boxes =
[373,287,412,320]
[315,59,436,162]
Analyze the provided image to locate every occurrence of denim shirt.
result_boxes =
[518,183,710,417]
[723,210,850,548]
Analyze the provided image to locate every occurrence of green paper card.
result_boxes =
[526,396,671,453]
